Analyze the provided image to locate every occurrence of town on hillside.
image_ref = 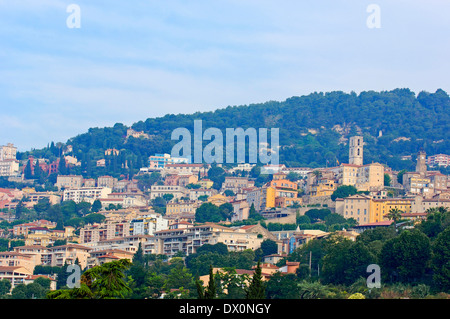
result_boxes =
[0,138,449,298]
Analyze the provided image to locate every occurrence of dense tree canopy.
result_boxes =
[21,89,450,174]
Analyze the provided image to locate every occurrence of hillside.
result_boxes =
[23,88,450,174]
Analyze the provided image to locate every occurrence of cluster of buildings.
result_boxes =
[0,137,449,293]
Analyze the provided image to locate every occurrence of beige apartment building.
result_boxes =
[150,185,188,200]
[97,175,118,189]
[221,176,255,194]
[154,222,264,257]
[0,266,32,290]
[189,188,218,201]
[56,175,83,190]
[0,252,35,273]
[80,220,131,244]
[26,192,61,205]
[166,201,199,216]
[86,249,134,269]
[411,194,450,213]
[13,245,50,267]
[46,244,92,269]
[0,143,17,161]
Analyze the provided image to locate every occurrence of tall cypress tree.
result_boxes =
[24,160,33,179]
[58,157,67,175]
[246,261,265,299]
[204,265,216,299]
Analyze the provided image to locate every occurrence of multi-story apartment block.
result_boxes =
[63,187,111,203]
[25,192,61,205]
[130,213,169,236]
[197,179,214,189]
[150,185,188,200]
[13,245,50,267]
[0,252,35,273]
[0,143,17,161]
[162,163,208,177]
[97,175,118,189]
[335,194,414,224]
[153,222,264,257]
[221,176,255,194]
[56,175,83,190]
[189,188,218,201]
[13,220,57,236]
[166,201,199,216]
[0,266,33,290]
[262,179,302,209]
[86,235,153,254]
[46,244,92,269]
[86,249,135,269]
[80,220,130,244]
[245,187,262,211]
[427,154,450,168]
[0,159,19,177]
[411,194,450,213]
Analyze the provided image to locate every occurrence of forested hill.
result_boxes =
[27,88,450,172]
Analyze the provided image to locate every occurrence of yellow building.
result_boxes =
[198,179,214,189]
[207,194,229,206]
[311,178,337,197]
[371,198,413,222]
[336,194,413,224]
[264,186,276,208]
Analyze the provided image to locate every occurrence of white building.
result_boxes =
[0,159,19,177]
[63,187,112,203]
[130,213,169,236]
[0,143,17,161]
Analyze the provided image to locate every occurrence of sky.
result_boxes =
[0,0,449,152]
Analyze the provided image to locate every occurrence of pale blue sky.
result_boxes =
[1,0,449,151]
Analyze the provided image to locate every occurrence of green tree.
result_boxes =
[331,185,358,201]
[0,278,11,297]
[260,239,278,257]
[380,229,431,283]
[204,265,217,299]
[385,207,403,232]
[47,259,132,299]
[24,160,33,180]
[33,162,45,184]
[298,281,331,299]
[417,207,450,239]
[431,227,450,292]
[164,264,195,293]
[91,199,102,213]
[265,273,299,299]
[384,173,391,186]
[305,208,331,222]
[246,261,265,299]
[58,157,68,175]
[223,190,235,197]
[321,239,376,286]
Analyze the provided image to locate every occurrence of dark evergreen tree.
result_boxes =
[246,261,265,299]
